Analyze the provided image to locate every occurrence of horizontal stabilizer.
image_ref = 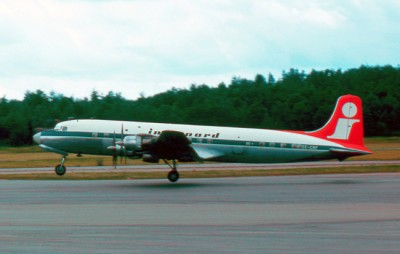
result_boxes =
[190,145,224,160]
[329,147,371,156]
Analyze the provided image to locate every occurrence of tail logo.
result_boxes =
[327,102,359,140]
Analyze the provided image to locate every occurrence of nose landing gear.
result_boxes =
[55,156,67,176]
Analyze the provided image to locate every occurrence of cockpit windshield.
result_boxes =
[54,124,68,131]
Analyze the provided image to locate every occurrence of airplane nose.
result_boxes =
[33,132,41,144]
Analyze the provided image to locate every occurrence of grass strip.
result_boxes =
[0,165,399,180]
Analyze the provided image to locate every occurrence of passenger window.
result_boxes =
[62,126,68,131]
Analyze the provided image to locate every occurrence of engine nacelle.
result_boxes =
[123,134,157,151]
[122,136,141,151]
[142,154,159,163]
[109,134,159,159]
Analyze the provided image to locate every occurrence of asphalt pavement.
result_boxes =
[0,174,400,253]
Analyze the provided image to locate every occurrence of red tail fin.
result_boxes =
[307,94,369,152]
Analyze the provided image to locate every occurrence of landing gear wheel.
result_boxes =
[55,164,66,176]
[167,170,179,183]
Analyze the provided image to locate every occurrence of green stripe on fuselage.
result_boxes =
[39,130,344,162]
[40,130,334,150]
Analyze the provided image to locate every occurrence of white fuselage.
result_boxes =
[39,119,346,163]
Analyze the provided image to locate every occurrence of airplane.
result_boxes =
[33,94,371,182]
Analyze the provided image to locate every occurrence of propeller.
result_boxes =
[120,124,124,164]
[107,123,142,168]
[112,131,117,169]
[110,123,127,169]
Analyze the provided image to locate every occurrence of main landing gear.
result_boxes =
[52,155,181,182]
[55,156,67,176]
[164,159,180,182]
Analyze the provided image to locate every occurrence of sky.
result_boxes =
[1,0,399,100]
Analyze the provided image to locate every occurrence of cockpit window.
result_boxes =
[54,125,68,131]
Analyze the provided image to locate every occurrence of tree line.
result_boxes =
[0,65,399,146]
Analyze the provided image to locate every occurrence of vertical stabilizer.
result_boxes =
[307,94,368,152]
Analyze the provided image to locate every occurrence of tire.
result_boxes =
[55,164,67,176]
[167,170,179,182]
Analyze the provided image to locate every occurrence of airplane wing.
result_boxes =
[39,144,68,156]
[147,130,224,162]
[190,145,225,161]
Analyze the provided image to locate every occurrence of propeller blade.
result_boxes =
[113,131,117,169]
[112,154,117,169]
[120,123,125,159]
[121,123,124,151]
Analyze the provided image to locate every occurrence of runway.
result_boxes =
[0,160,399,174]
[1,174,400,253]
